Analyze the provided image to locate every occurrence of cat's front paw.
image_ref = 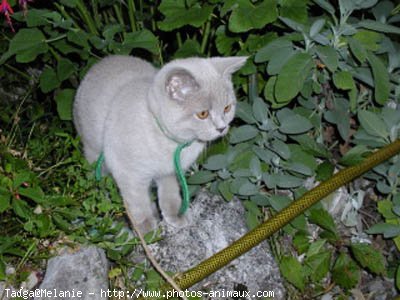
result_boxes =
[163,213,190,228]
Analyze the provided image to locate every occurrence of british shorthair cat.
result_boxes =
[73,55,247,233]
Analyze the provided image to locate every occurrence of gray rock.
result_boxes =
[35,246,109,300]
[146,192,285,299]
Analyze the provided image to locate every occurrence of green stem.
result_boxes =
[113,4,125,28]
[150,5,156,32]
[54,3,83,31]
[128,0,137,32]
[49,46,61,62]
[200,17,212,55]
[76,0,99,35]
[4,64,32,81]
[91,0,102,30]
[113,3,126,39]
[45,34,67,43]
[176,32,182,48]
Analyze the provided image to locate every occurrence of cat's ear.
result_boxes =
[165,69,200,102]
[210,56,248,77]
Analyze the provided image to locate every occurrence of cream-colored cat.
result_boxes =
[73,55,247,233]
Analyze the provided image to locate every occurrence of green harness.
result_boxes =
[95,117,193,216]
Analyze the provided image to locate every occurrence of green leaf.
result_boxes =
[309,208,337,234]
[57,58,76,82]
[348,37,368,64]
[397,265,400,290]
[187,171,215,185]
[275,52,314,104]
[229,0,278,33]
[279,17,305,33]
[122,30,159,54]
[359,20,400,35]
[12,199,31,220]
[358,110,389,139]
[305,251,331,282]
[333,71,355,90]
[2,28,49,63]
[293,233,310,254]
[263,173,304,189]
[291,134,331,158]
[332,253,360,289]
[316,46,338,72]
[252,97,269,123]
[0,258,5,280]
[218,181,234,201]
[229,125,259,144]
[215,25,239,55]
[367,52,390,105]
[0,188,11,213]
[255,37,294,75]
[235,101,257,124]
[18,187,45,203]
[366,223,400,238]
[315,161,334,181]
[277,109,313,134]
[39,68,60,93]
[353,30,382,51]
[279,256,305,291]
[350,243,386,275]
[158,0,214,31]
[174,39,201,58]
[267,194,291,211]
[55,89,75,121]
[312,0,335,15]
[279,0,308,24]
[310,19,326,37]
[271,139,291,160]
[243,200,262,229]
[238,180,259,196]
[203,154,228,171]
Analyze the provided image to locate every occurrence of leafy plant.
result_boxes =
[1,0,400,298]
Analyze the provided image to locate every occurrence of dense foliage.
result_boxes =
[1,0,400,298]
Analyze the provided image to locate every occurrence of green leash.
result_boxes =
[95,117,193,215]
[95,152,105,181]
[174,141,192,216]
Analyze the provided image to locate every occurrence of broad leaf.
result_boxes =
[350,243,386,275]
[2,28,49,63]
[277,109,313,134]
[279,256,305,291]
[121,30,159,54]
[316,45,338,72]
[187,171,215,185]
[358,110,389,139]
[229,125,259,144]
[158,0,214,31]
[332,253,360,289]
[359,20,400,35]
[229,0,278,33]
[367,52,390,105]
[275,52,314,104]
[55,89,75,121]
[333,71,355,90]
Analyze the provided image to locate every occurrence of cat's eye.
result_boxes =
[196,110,209,120]
[224,104,232,113]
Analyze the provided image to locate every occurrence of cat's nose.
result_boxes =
[217,126,226,133]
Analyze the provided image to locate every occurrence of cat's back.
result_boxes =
[76,55,156,103]
[73,55,157,162]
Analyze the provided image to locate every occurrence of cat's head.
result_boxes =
[149,56,247,143]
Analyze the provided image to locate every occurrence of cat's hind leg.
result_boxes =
[156,175,190,228]
[116,175,159,234]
